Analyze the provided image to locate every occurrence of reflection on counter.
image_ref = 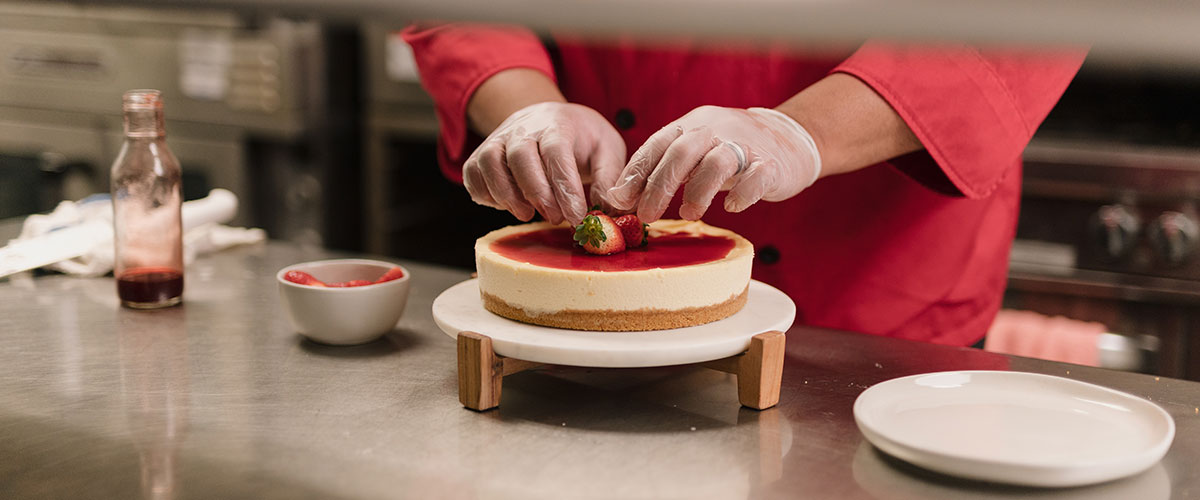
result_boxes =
[851,441,1171,500]
[118,307,191,500]
[443,367,794,499]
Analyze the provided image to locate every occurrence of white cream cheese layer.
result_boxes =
[475,220,753,316]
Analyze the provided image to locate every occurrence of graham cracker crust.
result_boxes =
[480,286,749,332]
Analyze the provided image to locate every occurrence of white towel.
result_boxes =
[11,190,264,277]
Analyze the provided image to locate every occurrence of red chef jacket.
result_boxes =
[402,25,1085,346]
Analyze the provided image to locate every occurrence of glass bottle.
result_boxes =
[111,89,184,309]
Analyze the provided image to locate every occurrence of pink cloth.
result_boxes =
[984,310,1106,366]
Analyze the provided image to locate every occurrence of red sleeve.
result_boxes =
[400,24,556,182]
[833,43,1086,198]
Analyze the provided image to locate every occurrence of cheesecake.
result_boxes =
[475,219,753,331]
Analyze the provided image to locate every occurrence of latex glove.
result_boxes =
[606,106,821,222]
[463,102,626,225]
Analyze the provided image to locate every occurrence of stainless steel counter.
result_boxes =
[1,241,1198,499]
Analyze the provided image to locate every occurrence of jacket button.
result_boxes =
[758,245,781,265]
[614,108,636,130]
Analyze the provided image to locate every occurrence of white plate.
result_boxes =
[854,371,1175,488]
[431,279,795,367]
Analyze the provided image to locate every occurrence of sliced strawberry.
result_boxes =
[573,213,626,255]
[283,270,327,287]
[614,214,648,249]
[328,279,373,287]
[374,267,406,283]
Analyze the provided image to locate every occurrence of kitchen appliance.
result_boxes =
[362,22,516,268]
[0,2,352,248]
[1009,62,1200,380]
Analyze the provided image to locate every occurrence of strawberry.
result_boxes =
[283,270,326,287]
[614,214,648,249]
[328,279,373,287]
[374,267,406,284]
[573,213,626,255]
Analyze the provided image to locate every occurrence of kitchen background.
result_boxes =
[1,2,1197,379]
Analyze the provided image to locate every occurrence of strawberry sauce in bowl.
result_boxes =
[276,259,411,345]
[283,266,405,288]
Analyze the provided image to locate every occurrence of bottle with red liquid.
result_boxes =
[111,89,184,309]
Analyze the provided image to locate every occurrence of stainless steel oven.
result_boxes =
[0,2,351,247]
[362,22,514,268]
[1008,63,1200,381]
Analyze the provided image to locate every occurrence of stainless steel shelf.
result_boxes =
[65,0,1200,67]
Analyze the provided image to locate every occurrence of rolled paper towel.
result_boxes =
[984,310,1107,367]
[182,188,238,233]
[2,189,254,278]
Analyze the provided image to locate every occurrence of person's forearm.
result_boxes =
[775,73,922,178]
[467,68,566,136]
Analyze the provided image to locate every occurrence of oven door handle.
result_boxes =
[1097,332,1159,372]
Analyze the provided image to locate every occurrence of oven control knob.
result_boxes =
[1089,204,1141,260]
[1149,211,1199,267]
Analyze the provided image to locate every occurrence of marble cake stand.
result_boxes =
[432,279,796,411]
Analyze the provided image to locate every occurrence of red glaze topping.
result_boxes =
[490,227,736,272]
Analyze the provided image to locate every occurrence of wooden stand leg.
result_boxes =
[457,331,541,411]
[702,330,786,410]
[457,330,782,411]
[740,330,786,409]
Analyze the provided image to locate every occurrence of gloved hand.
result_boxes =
[606,105,821,222]
[462,102,627,225]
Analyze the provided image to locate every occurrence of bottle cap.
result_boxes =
[123,89,163,111]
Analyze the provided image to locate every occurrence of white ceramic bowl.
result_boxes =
[276,259,411,345]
